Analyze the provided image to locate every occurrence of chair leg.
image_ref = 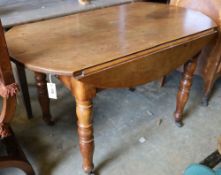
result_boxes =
[15,63,33,119]
[174,55,198,127]
[201,79,214,107]
[201,34,221,106]
[34,72,53,125]
[0,127,35,175]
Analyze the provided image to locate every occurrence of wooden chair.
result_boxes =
[169,0,221,106]
[0,19,34,175]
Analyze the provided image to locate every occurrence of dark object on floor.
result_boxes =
[200,150,221,168]
[184,137,221,175]
[0,128,34,175]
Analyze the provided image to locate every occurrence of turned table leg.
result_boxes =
[34,72,53,125]
[174,55,198,127]
[73,81,96,174]
[59,76,96,174]
[76,99,94,174]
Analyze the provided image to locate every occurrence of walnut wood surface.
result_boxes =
[6,2,217,76]
[77,31,215,88]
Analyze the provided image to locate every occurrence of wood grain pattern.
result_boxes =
[76,31,216,88]
[6,2,217,76]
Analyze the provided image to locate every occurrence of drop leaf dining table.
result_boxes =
[5,2,218,174]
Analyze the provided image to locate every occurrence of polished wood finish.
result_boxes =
[6,3,216,76]
[34,72,53,125]
[75,32,215,88]
[0,19,34,175]
[5,3,217,173]
[170,0,221,106]
[58,76,96,173]
[174,54,199,127]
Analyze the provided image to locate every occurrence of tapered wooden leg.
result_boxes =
[34,72,53,125]
[174,55,198,127]
[76,99,94,174]
[15,63,33,119]
[58,76,96,174]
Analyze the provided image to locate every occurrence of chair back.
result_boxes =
[170,0,221,28]
[0,20,18,138]
[0,20,15,86]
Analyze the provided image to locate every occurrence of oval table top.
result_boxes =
[5,2,217,76]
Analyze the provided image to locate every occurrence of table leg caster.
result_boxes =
[174,112,184,127]
[87,171,95,175]
[175,121,184,127]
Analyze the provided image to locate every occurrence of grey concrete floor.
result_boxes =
[0,0,132,28]
[1,70,221,175]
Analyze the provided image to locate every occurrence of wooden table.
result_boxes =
[5,2,217,174]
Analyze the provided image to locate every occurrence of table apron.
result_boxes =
[75,33,216,88]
